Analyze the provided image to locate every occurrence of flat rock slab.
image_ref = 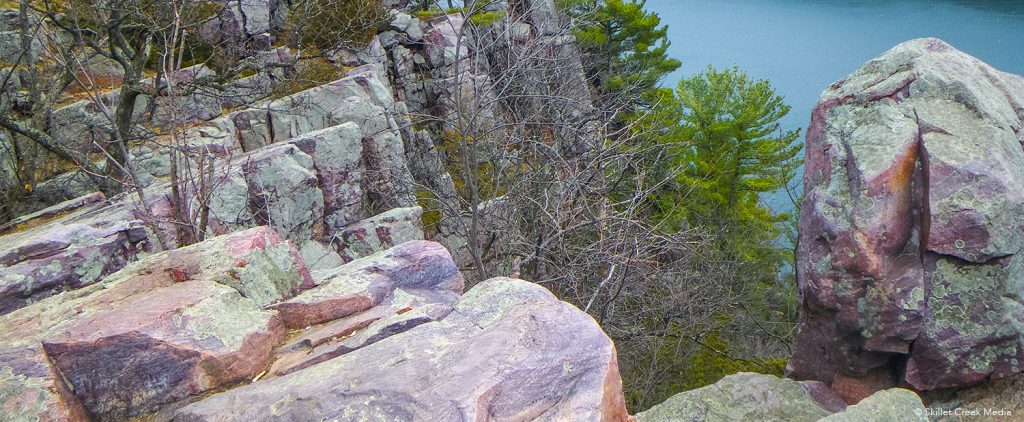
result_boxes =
[271,271,394,329]
[0,227,310,421]
[337,239,465,297]
[271,239,460,329]
[634,373,833,422]
[175,278,629,421]
[0,216,148,316]
[42,280,284,420]
[269,300,454,377]
[820,389,926,422]
[333,206,424,262]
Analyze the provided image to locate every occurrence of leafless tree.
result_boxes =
[401,0,780,409]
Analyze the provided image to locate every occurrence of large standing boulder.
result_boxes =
[790,37,1024,400]
[175,278,629,421]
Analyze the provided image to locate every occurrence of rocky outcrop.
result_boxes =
[926,373,1024,420]
[0,66,422,314]
[0,227,480,420]
[1,225,631,421]
[790,37,1024,399]
[266,240,464,376]
[200,0,287,51]
[635,374,928,422]
[174,277,629,421]
[0,4,643,422]
[332,206,424,262]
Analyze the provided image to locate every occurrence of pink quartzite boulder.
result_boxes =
[0,227,311,421]
[175,278,630,421]
[789,38,1024,401]
[270,239,461,329]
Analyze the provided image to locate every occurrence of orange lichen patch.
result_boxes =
[54,84,120,108]
[853,230,885,276]
[868,140,918,198]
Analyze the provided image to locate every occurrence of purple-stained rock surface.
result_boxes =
[0,227,309,421]
[271,270,394,329]
[789,37,1024,400]
[175,278,630,421]
[0,200,149,316]
[335,239,466,301]
[333,206,425,262]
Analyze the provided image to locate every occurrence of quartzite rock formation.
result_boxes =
[0,2,633,419]
[7,0,1019,417]
[789,37,1024,401]
[174,278,629,421]
[0,226,631,420]
[0,227,311,420]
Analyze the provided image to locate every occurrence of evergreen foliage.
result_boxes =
[559,0,681,109]
[562,5,803,406]
[626,66,802,410]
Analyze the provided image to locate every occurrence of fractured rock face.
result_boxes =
[790,38,1024,398]
[332,206,424,262]
[175,277,629,421]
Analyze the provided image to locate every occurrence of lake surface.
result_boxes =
[645,0,1024,213]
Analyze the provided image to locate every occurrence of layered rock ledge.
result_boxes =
[0,224,631,420]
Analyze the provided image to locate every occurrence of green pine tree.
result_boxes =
[658,66,801,239]
[559,0,681,111]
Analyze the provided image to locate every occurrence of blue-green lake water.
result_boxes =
[645,0,1024,213]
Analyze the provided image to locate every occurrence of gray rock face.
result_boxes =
[790,38,1024,400]
[423,15,469,69]
[240,143,324,244]
[49,100,112,156]
[0,30,43,64]
[174,278,629,421]
[333,206,424,262]
[634,373,834,422]
[0,67,424,316]
[200,0,286,51]
[287,123,365,231]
